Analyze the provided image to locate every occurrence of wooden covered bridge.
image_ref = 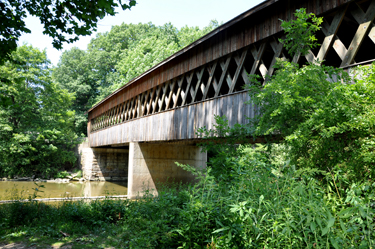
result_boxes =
[85,0,375,198]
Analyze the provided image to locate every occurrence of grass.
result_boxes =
[0,145,374,248]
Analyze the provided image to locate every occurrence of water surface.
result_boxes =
[0,181,128,201]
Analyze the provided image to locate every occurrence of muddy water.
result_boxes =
[0,181,128,201]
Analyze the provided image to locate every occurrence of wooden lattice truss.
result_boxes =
[91,0,375,132]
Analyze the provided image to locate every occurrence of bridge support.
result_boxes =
[127,142,207,198]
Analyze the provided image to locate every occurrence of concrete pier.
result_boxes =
[128,142,206,198]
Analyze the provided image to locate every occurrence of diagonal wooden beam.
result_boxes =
[146,88,156,115]
[121,101,127,122]
[215,55,232,97]
[191,67,205,102]
[203,61,217,99]
[229,48,248,93]
[250,42,266,74]
[165,79,176,110]
[173,76,184,108]
[340,0,375,66]
[351,1,375,45]
[124,100,130,121]
[268,38,284,76]
[321,22,348,61]
[158,84,168,112]
[152,86,161,114]
[181,71,194,106]
[316,7,347,62]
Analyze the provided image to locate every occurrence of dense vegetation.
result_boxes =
[0,45,78,178]
[0,143,374,248]
[0,21,218,178]
[0,8,374,249]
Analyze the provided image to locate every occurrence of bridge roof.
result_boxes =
[88,0,349,116]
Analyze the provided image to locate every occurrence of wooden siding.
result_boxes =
[89,91,254,147]
[87,0,375,147]
[88,0,350,119]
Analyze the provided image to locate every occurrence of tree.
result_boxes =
[247,9,375,181]
[0,0,136,63]
[52,47,96,135]
[0,45,78,178]
[53,21,219,135]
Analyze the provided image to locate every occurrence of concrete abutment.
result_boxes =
[79,140,207,198]
[127,142,207,198]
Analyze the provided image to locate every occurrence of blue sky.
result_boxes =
[18,0,263,65]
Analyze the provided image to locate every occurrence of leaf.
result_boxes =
[339,219,346,233]
[212,227,230,234]
[321,227,329,236]
[310,222,316,232]
[327,217,335,229]
[330,237,340,249]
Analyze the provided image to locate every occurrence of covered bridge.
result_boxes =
[84,0,375,198]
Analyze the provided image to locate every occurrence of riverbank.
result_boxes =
[1,158,374,248]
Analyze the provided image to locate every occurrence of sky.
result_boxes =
[18,0,264,66]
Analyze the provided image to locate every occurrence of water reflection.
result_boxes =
[0,181,128,201]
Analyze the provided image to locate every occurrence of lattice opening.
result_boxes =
[227,54,238,88]
[142,93,150,116]
[232,71,246,92]
[165,82,175,110]
[205,64,217,99]
[185,73,196,105]
[338,16,359,49]
[196,68,209,102]
[218,62,230,97]
[297,56,308,67]
[176,76,188,107]
[129,98,136,119]
[213,63,223,95]
[159,84,168,111]
[311,29,326,56]
[242,48,255,74]
[261,43,275,72]
[354,32,375,63]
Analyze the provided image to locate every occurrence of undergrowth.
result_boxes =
[0,145,374,248]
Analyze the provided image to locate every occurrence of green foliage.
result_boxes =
[248,59,375,181]
[53,21,219,135]
[279,8,323,57]
[55,171,70,179]
[243,8,375,182]
[0,0,136,63]
[0,45,79,178]
[0,147,374,248]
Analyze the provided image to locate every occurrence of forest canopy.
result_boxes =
[0,0,136,64]
[0,20,219,177]
[53,20,219,135]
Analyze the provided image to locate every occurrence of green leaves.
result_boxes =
[53,21,218,135]
[279,8,323,57]
[0,0,137,63]
[248,57,375,181]
[0,45,78,178]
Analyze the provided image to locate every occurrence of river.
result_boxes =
[0,181,128,201]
